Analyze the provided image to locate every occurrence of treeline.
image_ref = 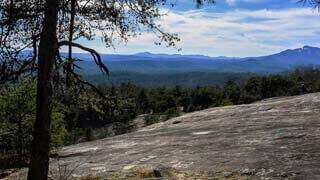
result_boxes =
[108,67,320,114]
[1,67,320,169]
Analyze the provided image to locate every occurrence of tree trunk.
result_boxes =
[66,0,76,87]
[27,0,58,179]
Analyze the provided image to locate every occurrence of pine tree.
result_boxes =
[0,0,214,179]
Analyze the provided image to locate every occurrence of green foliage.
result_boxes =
[145,115,162,126]
[136,89,150,114]
[51,112,67,148]
[165,107,180,119]
[223,80,240,105]
[0,79,35,156]
[0,79,67,156]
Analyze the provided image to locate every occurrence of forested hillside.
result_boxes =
[84,71,254,87]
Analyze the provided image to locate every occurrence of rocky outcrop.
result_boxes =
[7,93,320,179]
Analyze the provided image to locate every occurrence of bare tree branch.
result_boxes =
[58,41,109,75]
[298,0,320,8]
[0,56,36,84]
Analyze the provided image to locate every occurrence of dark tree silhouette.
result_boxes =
[0,0,214,179]
[298,0,320,7]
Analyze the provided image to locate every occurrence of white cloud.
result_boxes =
[225,0,265,6]
[80,7,320,57]
[226,0,236,5]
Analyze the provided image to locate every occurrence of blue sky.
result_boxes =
[77,0,320,57]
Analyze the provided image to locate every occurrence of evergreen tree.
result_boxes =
[136,88,150,113]
[0,1,214,178]
[223,80,240,105]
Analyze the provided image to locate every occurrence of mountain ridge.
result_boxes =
[70,45,319,61]
[74,45,320,74]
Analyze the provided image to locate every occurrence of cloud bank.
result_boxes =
[81,7,320,57]
[225,0,265,6]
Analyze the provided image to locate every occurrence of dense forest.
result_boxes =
[1,67,320,169]
[84,71,255,87]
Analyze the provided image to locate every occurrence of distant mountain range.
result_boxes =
[70,45,320,74]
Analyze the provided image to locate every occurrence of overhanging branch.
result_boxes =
[58,41,109,75]
[64,67,107,100]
